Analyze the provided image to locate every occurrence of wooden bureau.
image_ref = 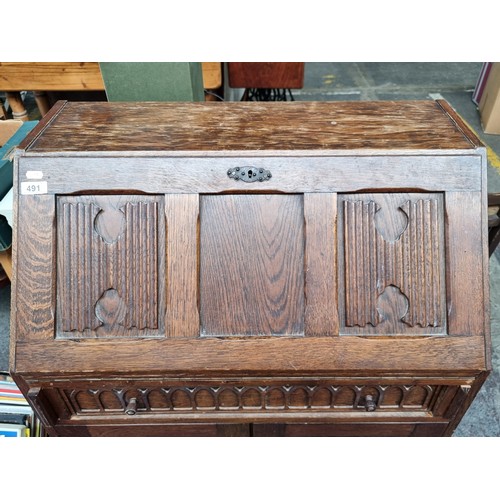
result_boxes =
[9,100,491,436]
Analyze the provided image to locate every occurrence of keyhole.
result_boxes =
[248,169,253,176]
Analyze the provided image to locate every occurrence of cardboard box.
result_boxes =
[0,119,23,146]
[479,62,500,134]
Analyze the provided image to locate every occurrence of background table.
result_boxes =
[0,62,222,118]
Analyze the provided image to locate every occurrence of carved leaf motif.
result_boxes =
[376,286,409,325]
[374,203,408,242]
[94,206,125,244]
[95,288,127,327]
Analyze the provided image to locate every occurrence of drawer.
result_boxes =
[28,379,471,430]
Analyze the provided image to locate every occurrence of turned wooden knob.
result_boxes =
[364,395,377,412]
[125,397,137,415]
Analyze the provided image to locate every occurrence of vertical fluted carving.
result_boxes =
[60,201,101,332]
[57,196,161,338]
[344,200,379,327]
[399,199,442,327]
[342,194,444,333]
[122,201,158,330]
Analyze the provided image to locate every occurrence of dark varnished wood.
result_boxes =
[18,99,68,150]
[13,195,56,342]
[22,101,475,153]
[252,422,448,437]
[24,371,482,436]
[338,193,446,336]
[56,194,165,338]
[304,193,338,336]
[435,99,484,147]
[200,194,304,336]
[32,379,457,420]
[63,422,448,437]
[51,424,247,437]
[164,194,199,338]
[13,336,487,375]
[10,100,490,437]
[445,192,486,336]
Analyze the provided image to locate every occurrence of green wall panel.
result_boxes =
[99,62,204,101]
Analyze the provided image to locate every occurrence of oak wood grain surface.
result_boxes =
[14,195,55,342]
[338,193,446,336]
[17,155,482,194]
[56,194,165,338]
[24,101,475,152]
[200,194,304,336]
[304,193,339,335]
[37,380,459,419]
[10,100,490,437]
[164,194,200,337]
[51,422,448,437]
[252,422,448,437]
[444,191,487,336]
[25,375,470,429]
[13,336,487,375]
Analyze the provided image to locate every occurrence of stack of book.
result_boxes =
[0,371,42,437]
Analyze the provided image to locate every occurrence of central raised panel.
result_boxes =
[200,194,304,336]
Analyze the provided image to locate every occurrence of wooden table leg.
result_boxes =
[34,91,51,116]
[0,247,12,281]
[5,91,28,121]
[0,99,7,119]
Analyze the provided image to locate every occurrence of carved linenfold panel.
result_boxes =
[58,201,101,333]
[60,383,439,416]
[344,200,379,327]
[399,198,443,328]
[340,193,446,335]
[57,195,164,338]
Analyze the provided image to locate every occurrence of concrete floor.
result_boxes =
[0,62,499,436]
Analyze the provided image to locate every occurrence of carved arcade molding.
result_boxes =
[60,383,438,416]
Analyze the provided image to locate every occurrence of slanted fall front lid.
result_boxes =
[23,100,478,153]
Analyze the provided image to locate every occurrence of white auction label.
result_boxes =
[21,181,48,195]
[26,170,44,180]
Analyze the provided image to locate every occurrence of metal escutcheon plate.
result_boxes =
[227,166,272,183]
